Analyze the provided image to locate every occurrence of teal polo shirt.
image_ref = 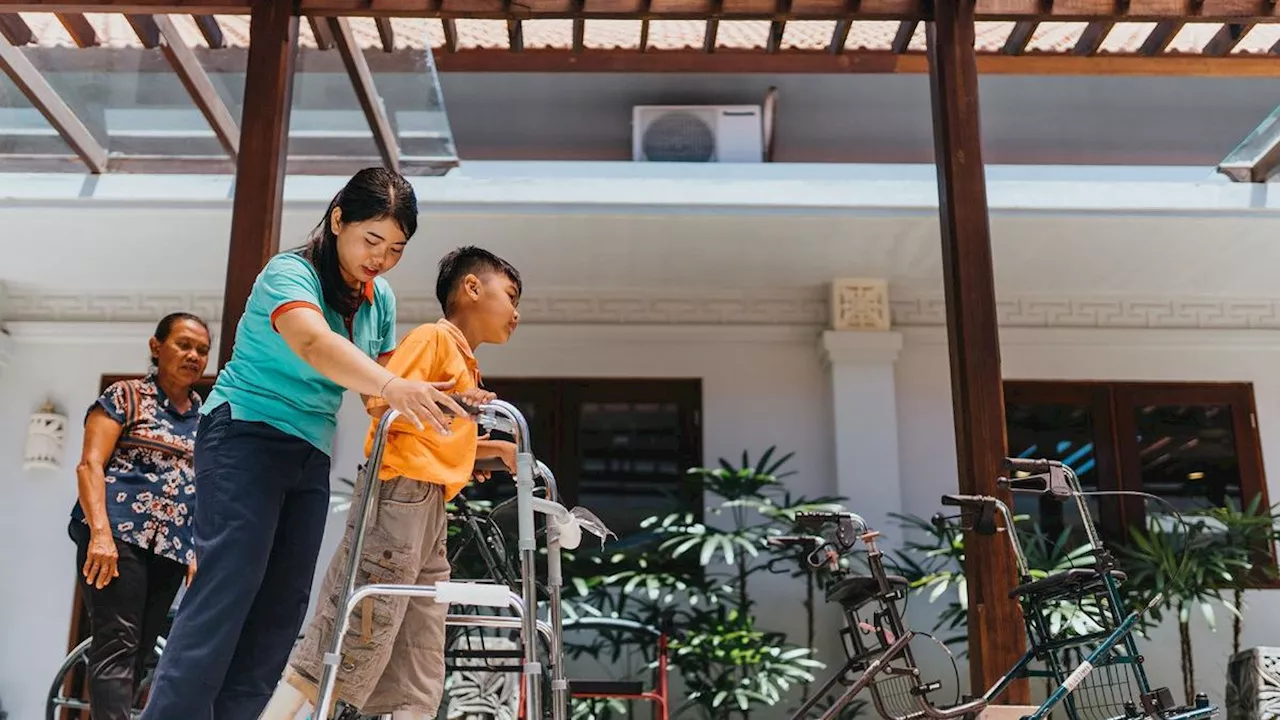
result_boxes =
[203,251,397,456]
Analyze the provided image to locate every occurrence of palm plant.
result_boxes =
[558,447,830,719]
[1116,506,1268,704]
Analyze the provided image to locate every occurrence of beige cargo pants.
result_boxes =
[290,468,450,716]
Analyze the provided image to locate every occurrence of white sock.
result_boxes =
[259,676,313,720]
[391,710,432,720]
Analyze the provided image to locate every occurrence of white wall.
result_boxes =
[0,322,840,720]
[895,326,1280,710]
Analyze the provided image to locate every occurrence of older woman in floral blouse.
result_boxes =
[68,311,211,720]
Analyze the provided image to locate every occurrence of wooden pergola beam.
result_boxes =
[192,14,224,47]
[1139,19,1182,53]
[0,13,34,44]
[891,20,916,52]
[151,13,239,158]
[1073,20,1111,54]
[374,15,393,50]
[441,17,458,51]
[925,0,1028,701]
[55,13,98,46]
[1001,20,1035,53]
[308,14,335,48]
[328,15,399,171]
[0,31,107,172]
[1202,21,1252,55]
[218,0,298,369]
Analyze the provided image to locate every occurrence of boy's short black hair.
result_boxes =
[436,246,523,314]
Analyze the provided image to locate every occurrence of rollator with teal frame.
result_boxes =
[936,456,1217,720]
[784,456,1219,720]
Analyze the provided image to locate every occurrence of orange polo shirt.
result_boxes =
[363,319,480,501]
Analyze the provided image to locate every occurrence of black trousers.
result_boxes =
[70,519,187,720]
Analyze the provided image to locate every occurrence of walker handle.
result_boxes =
[474,457,510,472]
[1003,457,1051,475]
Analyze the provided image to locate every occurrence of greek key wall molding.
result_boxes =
[890,296,1280,329]
[2,287,830,326]
[10,287,1280,330]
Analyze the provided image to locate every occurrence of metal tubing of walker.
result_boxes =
[537,461,569,720]
[316,403,544,720]
[486,399,543,720]
[316,409,400,717]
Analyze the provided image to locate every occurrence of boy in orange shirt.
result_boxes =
[262,246,523,720]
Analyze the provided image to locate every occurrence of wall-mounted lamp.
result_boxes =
[24,400,68,471]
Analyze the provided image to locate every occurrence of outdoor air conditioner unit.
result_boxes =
[632,105,764,163]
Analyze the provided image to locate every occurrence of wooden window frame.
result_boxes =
[479,377,704,516]
[1004,379,1275,585]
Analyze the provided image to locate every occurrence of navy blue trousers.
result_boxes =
[139,403,331,720]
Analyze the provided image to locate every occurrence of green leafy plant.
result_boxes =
[558,447,837,719]
[1116,505,1270,704]
[888,512,1100,654]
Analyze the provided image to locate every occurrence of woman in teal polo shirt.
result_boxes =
[140,168,467,720]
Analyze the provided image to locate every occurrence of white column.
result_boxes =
[820,329,904,543]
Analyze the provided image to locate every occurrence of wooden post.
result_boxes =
[218,0,298,369]
[925,0,1029,703]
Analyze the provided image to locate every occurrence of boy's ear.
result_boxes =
[464,273,482,301]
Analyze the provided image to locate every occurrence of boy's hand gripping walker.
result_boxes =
[315,399,614,720]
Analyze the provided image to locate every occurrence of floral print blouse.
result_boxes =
[70,373,201,566]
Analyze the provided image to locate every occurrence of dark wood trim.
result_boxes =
[0,33,108,172]
[218,0,298,370]
[9,0,1280,21]
[152,14,241,160]
[927,0,1028,701]
[17,44,1280,78]
[422,48,1280,75]
[294,0,1280,20]
[328,16,399,171]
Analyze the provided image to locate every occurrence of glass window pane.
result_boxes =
[1133,403,1242,515]
[1005,402,1102,553]
[25,15,234,159]
[0,71,75,156]
[369,20,458,166]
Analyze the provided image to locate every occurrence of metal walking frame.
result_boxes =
[316,400,597,720]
